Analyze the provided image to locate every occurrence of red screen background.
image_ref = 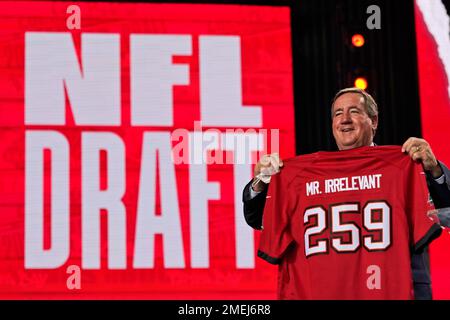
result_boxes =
[415,0,450,299]
[0,1,295,299]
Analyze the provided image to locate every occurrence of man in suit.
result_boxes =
[243,87,450,299]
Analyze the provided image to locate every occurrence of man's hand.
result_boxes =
[428,208,450,228]
[402,137,443,178]
[252,153,284,192]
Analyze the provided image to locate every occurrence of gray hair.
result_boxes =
[331,87,378,120]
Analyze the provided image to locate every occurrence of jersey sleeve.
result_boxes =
[406,162,442,252]
[257,170,295,265]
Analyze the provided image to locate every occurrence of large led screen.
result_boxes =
[0,1,295,299]
[415,0,450,300]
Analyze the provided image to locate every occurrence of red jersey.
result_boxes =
[258,146,442,299]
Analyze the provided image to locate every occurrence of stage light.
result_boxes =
[354,77,368,90]
[351,34,365,47]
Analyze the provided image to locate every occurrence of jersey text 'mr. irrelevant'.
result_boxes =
[306,174,382,196]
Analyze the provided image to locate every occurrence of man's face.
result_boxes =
[332,92,378,150]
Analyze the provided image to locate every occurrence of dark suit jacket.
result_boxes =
[243,160,450,300]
